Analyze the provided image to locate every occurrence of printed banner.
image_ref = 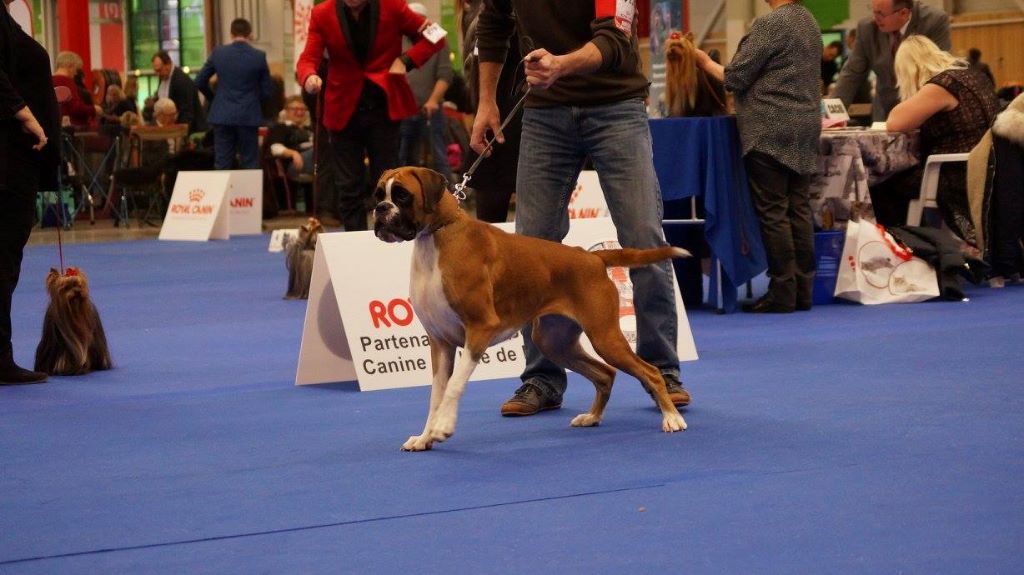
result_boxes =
[293,0,315,66]
[226,170,263,236]
[158,171,231,242]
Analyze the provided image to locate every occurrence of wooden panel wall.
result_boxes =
[950,11,1024,88]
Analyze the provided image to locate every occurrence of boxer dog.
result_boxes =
[373,167,689,452]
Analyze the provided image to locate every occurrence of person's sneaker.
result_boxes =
[0,363,48,386]
[500,381,561,416]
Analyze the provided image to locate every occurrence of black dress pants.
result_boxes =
[328,105,399,232]
[744,151,816,307]
[0,154,39,366]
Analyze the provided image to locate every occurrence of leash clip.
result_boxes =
[452,173,470,202]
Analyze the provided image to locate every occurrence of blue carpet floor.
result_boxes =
[1,235,1022,574]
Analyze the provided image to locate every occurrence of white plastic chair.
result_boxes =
[906,152,969,226]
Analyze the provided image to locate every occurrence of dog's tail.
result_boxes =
[593,246,691,268]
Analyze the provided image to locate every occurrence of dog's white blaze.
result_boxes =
[410,236,465,344]
[374,177,400,231]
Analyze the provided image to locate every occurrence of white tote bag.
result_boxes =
[834,219,940,304]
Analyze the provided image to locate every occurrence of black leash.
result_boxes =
[452,83,531,201]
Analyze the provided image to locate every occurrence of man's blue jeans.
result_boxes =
[399,108,454,184]
[515,98,680,400]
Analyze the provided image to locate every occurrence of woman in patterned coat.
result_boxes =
[880,35,1000,245]
[696,0,822,313]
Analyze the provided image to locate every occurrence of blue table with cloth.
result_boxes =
[650,117,767,312]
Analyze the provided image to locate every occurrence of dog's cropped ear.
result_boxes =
[412,168,449,214]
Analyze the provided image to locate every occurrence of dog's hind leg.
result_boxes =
[403,340,456,451]
[532,315,615,428]
[582,318,687,433]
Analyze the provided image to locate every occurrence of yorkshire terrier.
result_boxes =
[284,217,325,300]
[34,267,113,376]
[663,31,727,117]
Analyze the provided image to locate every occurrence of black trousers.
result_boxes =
[989,135,1024,276]
[328,106,399,232]
[0,152,39,366]
[744,151,816,306]
[869,166,921,228]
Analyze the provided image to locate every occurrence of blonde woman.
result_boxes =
[51,51,101,128]
[872,35,999,241]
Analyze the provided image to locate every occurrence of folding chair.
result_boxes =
[109,123,189,227]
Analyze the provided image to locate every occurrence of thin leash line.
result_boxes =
[451,33,536,200]
[452,82,530,201]
[312,92,322,215]
[54,136,67,274]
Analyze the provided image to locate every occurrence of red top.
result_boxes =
[296,0,445,130]
[52,74,95,128]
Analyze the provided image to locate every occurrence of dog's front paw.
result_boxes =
[428,424,454,443]
[662,413,687,433]
[428,411,457,443]
[401,434,433,451]
[570,413,602,427]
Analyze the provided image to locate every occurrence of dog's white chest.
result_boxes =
[410,238,465,345]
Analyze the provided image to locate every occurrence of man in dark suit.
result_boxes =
[296,0,445,232]
[151,50,207,135]
[834,0,950,121]
[196,18,274,169]
[1,0,60,384]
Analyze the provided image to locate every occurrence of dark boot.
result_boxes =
[0,360,47,385]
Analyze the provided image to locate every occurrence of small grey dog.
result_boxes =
[283,218,324,300]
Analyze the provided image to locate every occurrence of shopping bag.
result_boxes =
[834,219,940,304]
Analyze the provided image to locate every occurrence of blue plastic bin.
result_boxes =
[813,230,845,305]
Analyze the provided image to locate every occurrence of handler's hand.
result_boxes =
[694,49,712,71]
[389,58,407,75]
[470,99,502,155]
[304,74,323,95]
[22,117,47,151]
[524,48,562,90]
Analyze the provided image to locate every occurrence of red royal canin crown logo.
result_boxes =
[188,189,205,203]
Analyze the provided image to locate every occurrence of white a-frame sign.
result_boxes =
[159,171,231,241]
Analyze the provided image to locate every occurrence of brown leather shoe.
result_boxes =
[642,373,690,407]
[500,382,562,416]
[662,373,691,407]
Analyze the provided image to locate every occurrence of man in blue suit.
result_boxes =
[196,18,274,169]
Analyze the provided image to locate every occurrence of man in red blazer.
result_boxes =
[297,0,445,231]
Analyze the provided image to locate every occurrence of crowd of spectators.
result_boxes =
[44,0,1024,294]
